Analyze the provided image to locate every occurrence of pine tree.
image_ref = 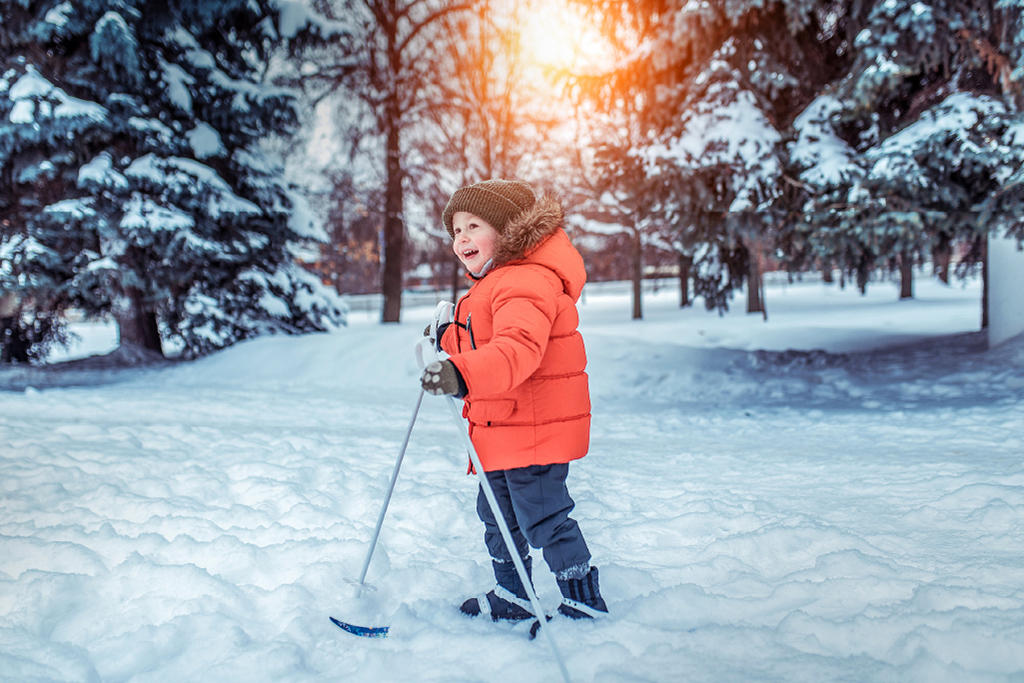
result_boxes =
[0,0,345,362]
[572,0,846,314]
[785,0,1024,297]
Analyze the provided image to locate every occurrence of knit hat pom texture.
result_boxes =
[443,179,536,238]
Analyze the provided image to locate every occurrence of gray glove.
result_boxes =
[420,360,463,396]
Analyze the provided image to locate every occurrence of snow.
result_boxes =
[44,2,73,28]
[0,234,47,266]
[17,160,56,184]
[160,59,195,114]
[186,123,226,159]
[43,198,96,221]
[273,0,355,40]
[52,97,107,122]
[128,117,175,145]
[78,153,128,190]
[281,187,328,242]
[3,275,1023,682]
[6,66,107,124]
[1006,120,1024,147]
[8,67,54,100]
[166,27,217,71]
[8,100,35,124]
[124,155,262,218]
[646,89,781,211]
[120,195,196,233]
[791,95,860,188]
[868,93,1006,183]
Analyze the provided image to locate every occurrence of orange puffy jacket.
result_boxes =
[440,195,590,472]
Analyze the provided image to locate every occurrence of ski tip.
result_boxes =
[330,616,389,638]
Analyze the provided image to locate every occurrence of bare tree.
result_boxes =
[288,0,478,322]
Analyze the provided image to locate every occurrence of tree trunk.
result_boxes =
[380,107,405,323]
[0,311,30,363]
[900,250,914,299]
[116,288,162,355]
[678,253,692,307]
[746,243,765,318]
[981,236,989,330]
[821,261,834,283]
[933,241,952,284]
[857,254,870,295]
[631,228,642,320]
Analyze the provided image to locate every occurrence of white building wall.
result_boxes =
[989,233,1024,348]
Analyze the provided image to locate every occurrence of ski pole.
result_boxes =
[443,395,573,683]
[351,387,425,597]
[351,303,451,591]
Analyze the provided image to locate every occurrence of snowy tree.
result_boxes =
[641,67,785,316]
[785,0,1024,299]
[0,0,345,362]
[571,0,846,315]
[567,102,657,320]
[790,91,1024,297]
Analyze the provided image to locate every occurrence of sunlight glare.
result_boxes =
[518,2,613,73]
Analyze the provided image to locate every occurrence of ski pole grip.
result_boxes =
[415,336,438,371]
[429,301,455,345]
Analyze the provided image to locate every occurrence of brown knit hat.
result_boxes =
[442,179,536,238]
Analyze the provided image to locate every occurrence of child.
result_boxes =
[419,179,608,625]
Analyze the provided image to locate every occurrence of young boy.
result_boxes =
[419,179,608,624]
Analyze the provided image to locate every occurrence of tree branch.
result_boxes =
[397,1,476,56]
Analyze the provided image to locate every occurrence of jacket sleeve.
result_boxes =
[449,267,558,398]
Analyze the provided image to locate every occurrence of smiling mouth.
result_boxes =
[461,248,479,259]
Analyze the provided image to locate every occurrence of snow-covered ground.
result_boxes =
[2,276,1023,683]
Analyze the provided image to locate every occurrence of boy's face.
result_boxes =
[451,212,499,273]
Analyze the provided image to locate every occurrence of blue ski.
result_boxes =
[330,616,389,638]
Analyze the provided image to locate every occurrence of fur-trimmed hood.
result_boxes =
[488,194,585,302]
[492,194,564,265]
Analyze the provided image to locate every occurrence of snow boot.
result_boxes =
[460,556,536,622]
[530,565,609,638]
[556,565,608,619]
[460,587,536,621]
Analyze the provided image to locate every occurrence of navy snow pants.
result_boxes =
[477,463,591,594]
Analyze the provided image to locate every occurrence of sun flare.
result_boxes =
[517,2,614,73]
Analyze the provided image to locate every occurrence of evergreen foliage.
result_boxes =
[574,0,1024,305]
[786,0,1024,287]
[0,0,344,362]
[574,0,843,311]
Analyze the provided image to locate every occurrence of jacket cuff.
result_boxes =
[450,360,468,398]
[435,322,452,352]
